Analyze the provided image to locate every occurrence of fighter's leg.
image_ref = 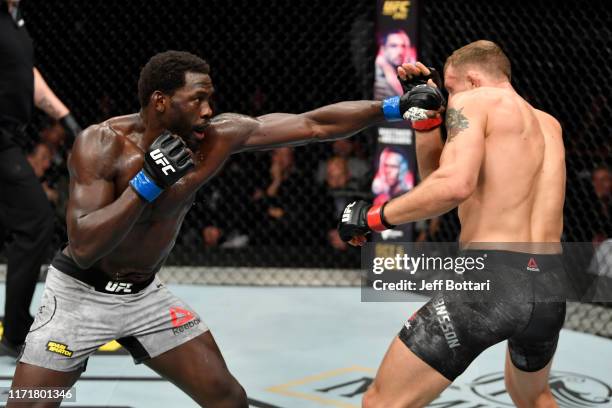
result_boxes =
[365,291,525,408]
[504,349,557,408]
[12,267,119,407]
[6,363,82,408]
[116,279,246,407]
[504,301,565,408]
[363,336,451,408]
[144,331,246,408]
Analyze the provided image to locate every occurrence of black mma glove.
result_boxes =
[129,131,194,202]
[337,200,395,243]
[381,67,446,130]
[403,85,446,131]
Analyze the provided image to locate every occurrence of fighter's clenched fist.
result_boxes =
[130,131,194,202]
[337,200,395,246]
[397,62,446,131]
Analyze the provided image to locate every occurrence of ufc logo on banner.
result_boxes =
[150,149,176,175]
[105,281,133,293]
[342,202,356,222]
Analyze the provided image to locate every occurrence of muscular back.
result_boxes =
[445,88,565,244]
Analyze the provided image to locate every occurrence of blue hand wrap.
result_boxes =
[129,170,162,202]
[382,96,403,121]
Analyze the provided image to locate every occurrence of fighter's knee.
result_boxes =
[362,384,384,408]
[227,382,247,407]
[521,388,556,408]
[535,389,556,407]
[507,386,557,408]
[202,375,247,407]
[363,382,426,408]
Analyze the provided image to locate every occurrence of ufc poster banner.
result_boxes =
[372,0,419,243]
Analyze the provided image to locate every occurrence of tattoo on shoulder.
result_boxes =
[446,107,469,141]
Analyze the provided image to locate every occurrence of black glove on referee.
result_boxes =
[59,113,82,148]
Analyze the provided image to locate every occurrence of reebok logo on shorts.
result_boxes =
[170,307,194,327]
[527,257,540,272]
[46,341,73,357]
[169,307,200,335]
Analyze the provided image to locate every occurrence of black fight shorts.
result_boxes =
[399,250,566,381]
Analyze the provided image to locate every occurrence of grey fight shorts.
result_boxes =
[19,266,209,372]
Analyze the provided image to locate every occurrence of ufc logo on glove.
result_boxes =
[342,202,356,222]
[150,149,176,175]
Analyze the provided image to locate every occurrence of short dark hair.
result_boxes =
[138,50,210,108]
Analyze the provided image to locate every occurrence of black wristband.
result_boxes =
[379,201,396,229]
[59,113,82,147]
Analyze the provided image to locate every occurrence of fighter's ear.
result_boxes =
[466,70,482,89]
[151,91,167,113]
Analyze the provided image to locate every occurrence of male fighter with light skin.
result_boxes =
[8,50,425,408]
[339,41,566,408]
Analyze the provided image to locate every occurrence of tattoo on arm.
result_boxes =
[446,107,469,142]
[38,96,61,119]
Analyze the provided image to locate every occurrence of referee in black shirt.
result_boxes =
[0,0,81,356]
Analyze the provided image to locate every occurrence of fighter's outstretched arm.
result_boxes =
[65,126,147,268]
[235,100,385,152]
[337,92,485,244]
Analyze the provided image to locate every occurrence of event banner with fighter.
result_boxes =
[373,0,419,243]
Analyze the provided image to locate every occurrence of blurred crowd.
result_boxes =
[184,139,373,252]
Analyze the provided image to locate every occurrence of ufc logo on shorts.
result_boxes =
[342,202,356,222]
[150,149,176,175]
[105,281,133,293]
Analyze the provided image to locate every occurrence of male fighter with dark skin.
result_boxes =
[339,41,566,408]
[8,51,422,408]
